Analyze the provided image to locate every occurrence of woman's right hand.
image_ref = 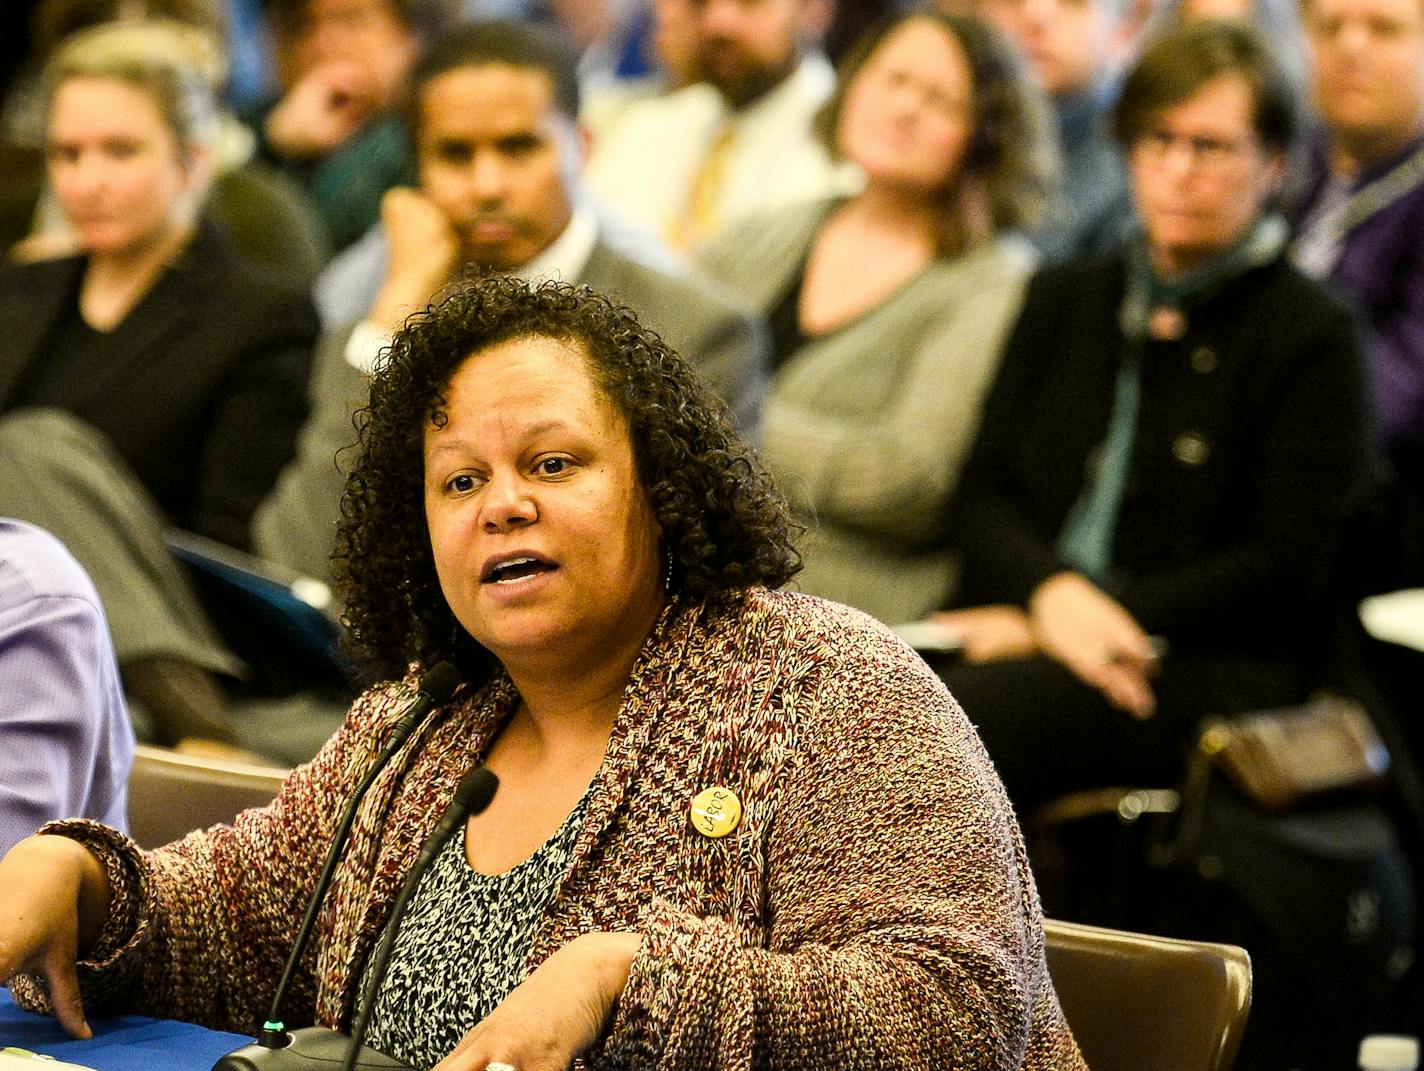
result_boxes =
[0,834,111,1039]
[930,606,1037,663]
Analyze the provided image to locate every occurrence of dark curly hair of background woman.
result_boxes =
[334,275,803,683]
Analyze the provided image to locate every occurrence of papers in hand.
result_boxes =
[1360,588,1424,653]
[890,619,965,655]
[1,1049,101,1070]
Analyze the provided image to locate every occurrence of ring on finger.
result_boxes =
[485,1063,519,1071]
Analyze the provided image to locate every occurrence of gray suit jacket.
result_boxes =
[254,235,768,583]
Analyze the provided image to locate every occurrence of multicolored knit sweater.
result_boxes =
[17,589,1085,1070]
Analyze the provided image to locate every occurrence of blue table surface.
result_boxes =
[1,986,252,1070]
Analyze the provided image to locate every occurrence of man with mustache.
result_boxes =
[585,0,848,254]
[257,19,769,584]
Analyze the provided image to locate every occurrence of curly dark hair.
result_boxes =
[334,276,801,684]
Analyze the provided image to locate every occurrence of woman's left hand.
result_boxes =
[433,932,642,1071]
[1028,571,1160,719]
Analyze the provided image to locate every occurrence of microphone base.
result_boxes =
[212,1026,414,1070]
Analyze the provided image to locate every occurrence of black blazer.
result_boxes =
[952,250,1376,661]
[0,223,318,550]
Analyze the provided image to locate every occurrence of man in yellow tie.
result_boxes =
[586,0,853,255]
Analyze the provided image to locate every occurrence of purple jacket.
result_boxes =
[1293,135,1424,456]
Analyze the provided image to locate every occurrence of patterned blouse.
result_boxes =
[359,790,591,1068]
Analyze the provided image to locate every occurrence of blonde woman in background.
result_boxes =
[5,0,328,282]
[0,21,318,755]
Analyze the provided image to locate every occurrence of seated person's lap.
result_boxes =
[939,652,1307,811]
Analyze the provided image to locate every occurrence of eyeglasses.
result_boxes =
[1132,128,1260,171]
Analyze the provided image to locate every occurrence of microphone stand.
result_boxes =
[340,767,499,1071]
[212,663,462,1071]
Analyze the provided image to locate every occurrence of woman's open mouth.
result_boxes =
[481,554,557,585]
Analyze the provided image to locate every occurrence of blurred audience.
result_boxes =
[931,21,1374,809]
[586,0,851,253]
[1140,0,1311,98]
[552,0,658,89]
[699,11,1054,626]
[581,0,702,142]
[0,518,132,856]
[221,0,275,112]
[4,0,329,285]
[643,0,701,88]
[1293,0,1424,588]
[251,0,449,252]
[975,0,1139,260]
[262,19,768,584]
[0,21,318,752]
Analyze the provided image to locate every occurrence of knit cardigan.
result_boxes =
[16,589,1084,1070]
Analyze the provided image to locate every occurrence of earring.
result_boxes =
[663,549,674,593]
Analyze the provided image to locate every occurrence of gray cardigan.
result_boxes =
[699,199,1034,624]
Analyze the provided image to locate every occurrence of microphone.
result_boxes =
[341,766,499,1071]
[212,662,462,1071]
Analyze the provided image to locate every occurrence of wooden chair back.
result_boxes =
[127,744,289,848]
[1044,917,1252,1071]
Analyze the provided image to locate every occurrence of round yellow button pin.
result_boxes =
[690,786,742,838]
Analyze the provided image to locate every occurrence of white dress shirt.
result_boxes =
[344,205,602,374]
[584,54,856,255]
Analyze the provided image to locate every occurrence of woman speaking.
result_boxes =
[0,279,1084,1070]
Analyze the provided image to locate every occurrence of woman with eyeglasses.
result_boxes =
[697,11,1056,629]
[925,20,1375,809]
